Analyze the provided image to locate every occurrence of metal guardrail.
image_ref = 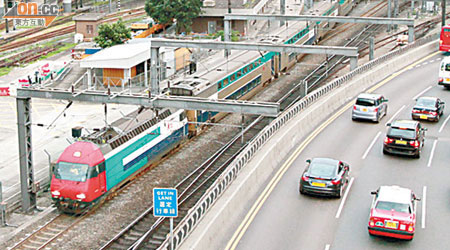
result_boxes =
[157,33,439,249]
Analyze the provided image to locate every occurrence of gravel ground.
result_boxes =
[2,1,443,249]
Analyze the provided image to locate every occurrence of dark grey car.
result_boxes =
[352,93,388,122]
[299,158,350,198]
[411,97,445,122]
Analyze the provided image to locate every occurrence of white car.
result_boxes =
[439,57,450,88]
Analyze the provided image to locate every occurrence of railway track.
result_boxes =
[0,8,146,53]
[9,210,87,250]
[7,2,440,250]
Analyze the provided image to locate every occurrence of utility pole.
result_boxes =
[443,0,446,27]
[5,0,9,33]
[280,0,285,26]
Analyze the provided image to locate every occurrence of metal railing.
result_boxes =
[157,33,439,249]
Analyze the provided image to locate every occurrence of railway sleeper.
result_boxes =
[148,238,164,245]
[133,225,152,232]
[40,231,57,237]
[152,233,167,240]
[35,234,51,240]
[117,238,137,246]
[123,234,139,241]
[111,243,130,250]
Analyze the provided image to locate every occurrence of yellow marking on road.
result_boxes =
[225,51,441,250]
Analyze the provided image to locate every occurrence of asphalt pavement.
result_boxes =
[227,52,450,250]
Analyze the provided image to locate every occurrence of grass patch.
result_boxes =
[0,67,13,77]
[40,43,77,60]
[93,0,109,6]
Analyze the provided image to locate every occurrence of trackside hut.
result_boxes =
[80,43,191,87]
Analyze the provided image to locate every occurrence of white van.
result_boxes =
[439,57,450,88]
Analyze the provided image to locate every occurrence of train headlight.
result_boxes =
[51,190,60,196]
[76,193,86,199]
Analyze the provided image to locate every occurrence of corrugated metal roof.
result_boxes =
[80,43,150,69]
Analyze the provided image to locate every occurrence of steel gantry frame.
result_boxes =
[16,97,36,213]
[16,87,280,211]
[223,14,416,43]
[133,38,359,95]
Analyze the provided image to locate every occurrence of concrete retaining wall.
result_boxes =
[179,40,438,250]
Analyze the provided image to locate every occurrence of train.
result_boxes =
[50,0,354,213]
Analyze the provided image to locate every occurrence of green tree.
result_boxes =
[94,19,132,48]
[145,0,203,33]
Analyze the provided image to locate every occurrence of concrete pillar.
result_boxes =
[408,25,415,43]
[442,0,446,27]
[151,47,160,95]
[224,20,231,57]
[144,60,148,87]
[280,0,285,27]
[369,37,374,61]
[63,0,71,13]
[87,68,92,89]
[350,56,358,71]
[387,0,392,32]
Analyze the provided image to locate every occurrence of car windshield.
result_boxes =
[308,163,336,178]
[376,201,411,214]
[416,98,436,107]
[54,162,89,182]
[356,98,376,106]
[388,127,416,139]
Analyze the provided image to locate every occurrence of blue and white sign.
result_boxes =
[153,188,178,217]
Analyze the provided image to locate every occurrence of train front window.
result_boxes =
[54,162,89,182]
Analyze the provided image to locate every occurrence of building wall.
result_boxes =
[103,68,124,86]
[75,20,100,40]
[175,48,192,71]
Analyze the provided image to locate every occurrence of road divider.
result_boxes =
[335,177,354,219]
[412,85,433,100]
[385,105,405,125]
[362,132,381,160]
[438,114,450,133]
[422,186,427,229]
[427,140,437,167]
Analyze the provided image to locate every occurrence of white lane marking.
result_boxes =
[422,186,427,229]
[386,105,405,125]
[439,114,450,133]
[430,60,435,63]
[336,177,354,219]
[423,62,428,65]
[325,244,330,250]
[427,140,438,167]
[437,57,442,60]
[362,131,381,159]
[415,65,421,68]
[412,85,433,100]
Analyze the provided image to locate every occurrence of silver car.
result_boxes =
[352,93,388,122]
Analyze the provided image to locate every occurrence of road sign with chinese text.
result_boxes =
[153,188,178,217]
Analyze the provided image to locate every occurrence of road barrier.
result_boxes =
[163,33,439,250]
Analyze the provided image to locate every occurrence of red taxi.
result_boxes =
[368,186,420,240]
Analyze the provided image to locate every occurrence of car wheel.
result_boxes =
[336,187,343,198]
[383,148,389,155]
[299,186,305,195]
[414,152,420,159]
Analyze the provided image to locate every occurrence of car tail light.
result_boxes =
[301,175,309,181]
[412,109,420,113]
[409,140,420,148]
[408,223,414,232]
[353,105,356,110]
[430,111,437,116]
[374,107,378,112]
[331,179,341,185]
[384,137,394,144]
[369,219,375,227]
[439,77,444,82]
[440,40,443,45]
